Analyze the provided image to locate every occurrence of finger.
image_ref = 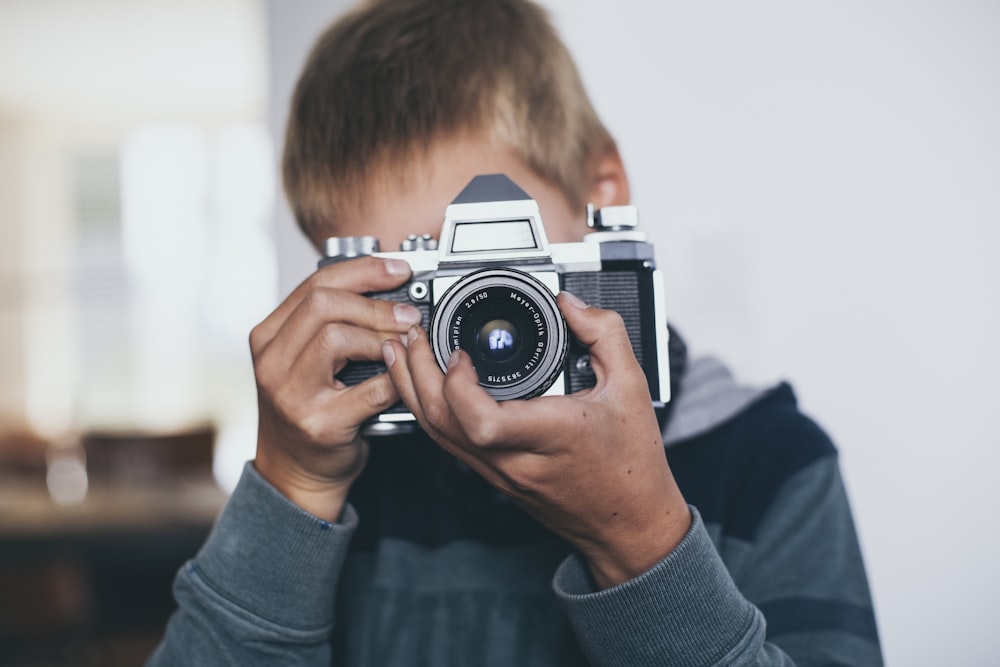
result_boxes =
[251,256,412,353]
[557,291,641,385]
[381,334,420,416]
[441,350,573,449]
[385,339,508,481]
[386,327,492,455]
[331,373,402,428]
[270,372,401,441]
[256,287,422,377]
[286,322,402,393]
[382,335,455,445]
[439,349,512,446]
[384,327,452,431]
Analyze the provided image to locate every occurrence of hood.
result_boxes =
[663,356,769,447]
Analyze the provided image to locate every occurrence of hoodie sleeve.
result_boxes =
[552,455,883,666]
[554,506,773,665]
[146,461,357,667]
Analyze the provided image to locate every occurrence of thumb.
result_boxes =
[557,291,640,381]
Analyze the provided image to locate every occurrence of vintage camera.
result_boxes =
[319,174,671,435]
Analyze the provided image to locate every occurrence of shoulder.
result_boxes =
[665,357,837,542]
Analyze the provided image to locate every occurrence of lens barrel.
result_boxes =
[431,268,568,400]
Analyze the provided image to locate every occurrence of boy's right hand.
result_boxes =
[249,256,420,521]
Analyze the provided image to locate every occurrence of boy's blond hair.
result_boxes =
[283,0,610,236]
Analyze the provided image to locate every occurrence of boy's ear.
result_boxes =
[587,140,631,208]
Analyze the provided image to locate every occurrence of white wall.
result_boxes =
[265,0,348,294]
[546,3,1000,665]
[267,2,1000,664]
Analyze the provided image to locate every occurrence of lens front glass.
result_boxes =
[477,319,520,361]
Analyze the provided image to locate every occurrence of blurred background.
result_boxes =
[0,1,270,663]
[0,0,996,665]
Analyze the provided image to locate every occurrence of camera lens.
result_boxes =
[430,268,568,400]
[477,319,520,361]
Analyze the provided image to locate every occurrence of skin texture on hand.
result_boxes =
[382,291,691,589]
[249,256,421,522]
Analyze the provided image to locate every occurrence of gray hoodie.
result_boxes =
[148,357,882,666]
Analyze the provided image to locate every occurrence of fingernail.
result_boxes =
[561,291,590,309]
[447,350,461,370]
[382,341,396,368]
[394,303,421,326]
[384,259,410,276]
[399,333,409,348]
[407,326,420,344]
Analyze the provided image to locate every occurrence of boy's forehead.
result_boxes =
[325,170,456,248]
[307,134,584,251]
[308,158,465,249]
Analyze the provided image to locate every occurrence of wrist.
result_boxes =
[253,449,353,522]
[582,500,692,590]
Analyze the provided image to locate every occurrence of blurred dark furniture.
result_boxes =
[0,427,226,667]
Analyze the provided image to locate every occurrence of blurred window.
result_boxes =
[0,0,273,493]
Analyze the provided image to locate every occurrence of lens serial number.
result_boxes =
[488,372,522,383]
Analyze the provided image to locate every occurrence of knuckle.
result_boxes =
[333,256,379,282]
[297,412,329,444]
[354,255,381,272]
[318,322,345,356]
[599,308,626,331]
[365,378,397,409]
[248,323,267,356]
[273,391,336,444]
[595,309,630,346]
[252,349,280,389]
[368,296,390,327]
[423,403,451,429]
[500,456,542,496]
[268,384,302,426]
[303,286,334,314]
[315,258,354,281]
[466,419,501,447]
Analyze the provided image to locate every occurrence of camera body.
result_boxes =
[319,174,671,435]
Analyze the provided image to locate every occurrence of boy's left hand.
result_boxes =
[382,291,691,589]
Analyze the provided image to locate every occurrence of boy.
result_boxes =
[150,1,882,664]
